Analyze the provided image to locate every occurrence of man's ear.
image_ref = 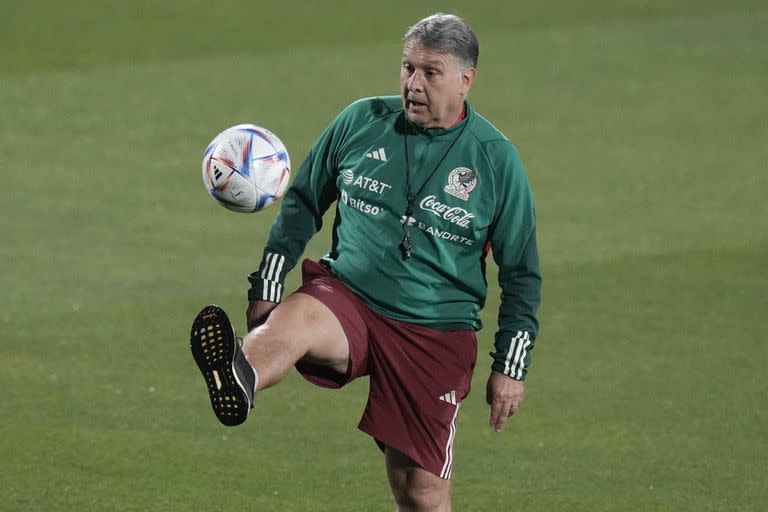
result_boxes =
[461,67,476,96]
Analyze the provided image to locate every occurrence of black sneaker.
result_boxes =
[190,305,254,426]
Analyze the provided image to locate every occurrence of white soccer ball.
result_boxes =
[202,124,291,213]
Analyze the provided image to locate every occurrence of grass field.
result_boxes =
[2,1,767,510]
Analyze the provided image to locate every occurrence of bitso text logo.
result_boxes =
[341,190,381,216]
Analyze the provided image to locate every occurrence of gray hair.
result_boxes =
[403,13,479,70]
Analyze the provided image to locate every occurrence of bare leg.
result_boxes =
[386,447,452,512]
[241,292,350,391]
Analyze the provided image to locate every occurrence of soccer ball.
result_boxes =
[202,124,291,213]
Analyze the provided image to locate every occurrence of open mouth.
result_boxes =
[408,99,427,109]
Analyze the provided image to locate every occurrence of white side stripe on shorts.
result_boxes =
[439,403,461,479]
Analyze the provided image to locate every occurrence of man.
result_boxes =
[191,13,541,511]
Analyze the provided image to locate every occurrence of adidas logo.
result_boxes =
[365,148,387,161]
[438,390,457,405]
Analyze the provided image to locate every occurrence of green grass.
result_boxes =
[1,1,767,510]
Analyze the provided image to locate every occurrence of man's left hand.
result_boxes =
[485,370,525,432]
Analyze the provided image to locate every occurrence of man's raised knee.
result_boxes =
[387,448,451,512]
[393,483,450,512]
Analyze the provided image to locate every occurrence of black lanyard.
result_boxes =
[399,113,468,260]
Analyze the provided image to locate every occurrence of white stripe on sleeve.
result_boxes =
[503,331,523,375]
[260,253,272,279]
[266,253,279,280]
[273,254,285,282]
[258,253,286,302]
[512,332,531,380]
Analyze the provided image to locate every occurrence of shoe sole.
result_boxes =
[190,305,250,426]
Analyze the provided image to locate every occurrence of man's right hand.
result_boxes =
[246,300,279,331]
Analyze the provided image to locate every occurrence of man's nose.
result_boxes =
[407,72,424,92]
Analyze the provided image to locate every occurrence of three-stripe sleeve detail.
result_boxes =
[258,252,286,302]
[503,331,531,379]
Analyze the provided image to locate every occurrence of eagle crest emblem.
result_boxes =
[444,167,477,201]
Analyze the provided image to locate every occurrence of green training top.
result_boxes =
[248,96,541,380]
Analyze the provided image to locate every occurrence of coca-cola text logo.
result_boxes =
[418,195,475,229]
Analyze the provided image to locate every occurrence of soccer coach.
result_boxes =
[191,12,541,511]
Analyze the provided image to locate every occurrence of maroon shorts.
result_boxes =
[294,259,477,479]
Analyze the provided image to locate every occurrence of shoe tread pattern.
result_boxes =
[190,305,248,426]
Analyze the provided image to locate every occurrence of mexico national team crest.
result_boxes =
[444,167,478,201]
